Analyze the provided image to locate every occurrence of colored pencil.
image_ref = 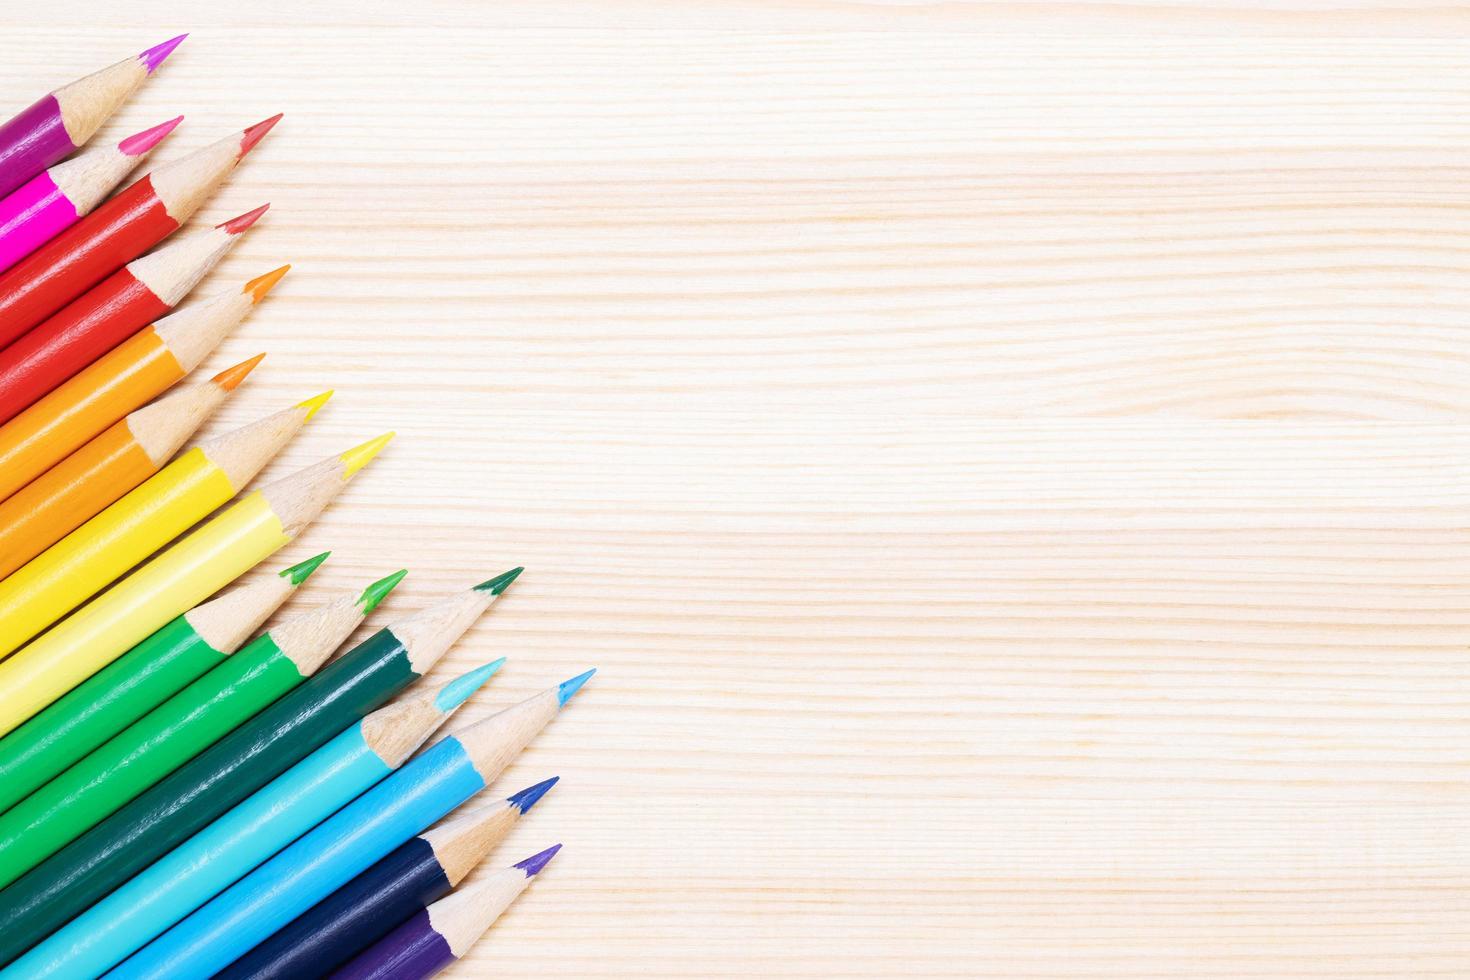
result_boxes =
[0,116,181,274]
[0,393,331,657]
[14,663,505,980]
[0,354,263,578]
[329,846,562,980]
[0,204,268,421]
[0,432,391,735]
[114,669,595,978]
[220,777,558,980]
[0,570,405,889]
[0,569,523,968]
[0,553,328,817]
[0,265,289,509]
[0,115,281,345]
[0,36,184,199]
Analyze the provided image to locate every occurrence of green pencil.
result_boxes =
[0,569,406,889]
[0,553,329,818]
[0,568,523,969]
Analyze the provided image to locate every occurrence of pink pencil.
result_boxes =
[0,117,181,275]
[0,36,184,199]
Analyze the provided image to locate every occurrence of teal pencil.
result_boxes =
[6,662,505,980]
[110,669,596,979]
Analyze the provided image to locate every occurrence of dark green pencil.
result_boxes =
[0,568,522,968]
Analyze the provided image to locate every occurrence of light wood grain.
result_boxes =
[6,4,1470,975]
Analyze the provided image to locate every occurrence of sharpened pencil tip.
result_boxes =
[557,669,596,707]
[294,390,333,421]
[211,353,265,391]
[220,204,269,235]
[246,265,290,303]
[514,844,562,877]
[434,659,506,712]
[507,777,559,815]
[139,34,187,74]
[281,552,330,586]
[476,567,524,595]
[340,432,394,477]
[118,116,182,156]
[358,569,408,614]
[239,113,283,156]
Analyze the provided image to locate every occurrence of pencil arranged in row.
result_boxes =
[0,36,184,199]
[111,668,594,977]
[222,778,559,980]
[0,115,280,347]
[331,846,562,980]
[15,662,503,977]
[0,265,288,524]
[0,553,329,814]
[0,571,523,966]
[0,203,269,420]
[0,354,262,579]
[0,569,407,888]
[0,433,389,733]
[0,390,331,657]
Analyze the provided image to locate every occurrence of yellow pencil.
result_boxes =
[0,433,393,737]
[0,393,332,658]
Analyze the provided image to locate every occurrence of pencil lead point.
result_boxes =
[507,777,559,815]
[239,113,283,156]
[340,432,394,477]
[211,353,265,391]
[118,116,182,156]
[220,204,269,235]
[293,390,333,421]
[434,659,506,711]
[557,669,596,707]
[246,265,290,303]
[139,34,187,74]
[281,552,330,585]
[514,844,562,877]
[476,567,524,595]
[358,570,408,614]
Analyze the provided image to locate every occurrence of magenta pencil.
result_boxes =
[0,36,184,199]
[0,117,181,274]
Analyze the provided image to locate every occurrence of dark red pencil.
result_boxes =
[0,206,268,422]
[0,116,280,348]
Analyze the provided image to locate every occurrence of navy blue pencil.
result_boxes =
[215,778,558,979]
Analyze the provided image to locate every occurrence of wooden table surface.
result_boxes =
[7,3,1470,976]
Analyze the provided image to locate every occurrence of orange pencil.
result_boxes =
[0,267,288,505]
[0,356,262,580]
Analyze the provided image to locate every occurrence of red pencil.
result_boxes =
[0,206,268,422]
[0,116,281,348]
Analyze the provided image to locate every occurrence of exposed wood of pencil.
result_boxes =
[422,799,521,887]
[455,687,561,783]
[271,590,377,675]
[389,585,503,674]
[185,562,307,656]
[360,674,473,769]
[429,865,537,957]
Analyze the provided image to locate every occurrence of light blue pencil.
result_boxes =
[107,669,595,980]
[5,661,504,980]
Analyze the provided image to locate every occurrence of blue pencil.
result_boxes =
[108,669,595,979]
[5,661,505,980]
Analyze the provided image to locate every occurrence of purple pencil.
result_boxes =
[329,845,562,980]
[0,35,184,198]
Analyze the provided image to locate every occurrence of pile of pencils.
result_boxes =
[0,37,587,980]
